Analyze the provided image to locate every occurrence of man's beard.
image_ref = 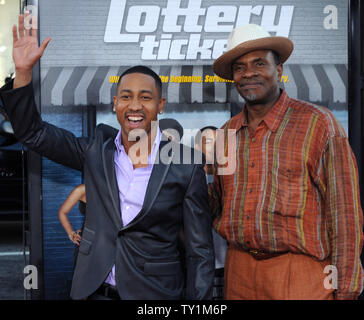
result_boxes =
[244,93,257,102]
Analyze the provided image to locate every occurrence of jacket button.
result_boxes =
[118,230,124,237]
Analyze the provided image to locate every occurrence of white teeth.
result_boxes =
[128,116,143,121]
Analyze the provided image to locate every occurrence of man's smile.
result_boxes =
[125,113,145,129]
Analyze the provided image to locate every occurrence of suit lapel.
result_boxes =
[101,138,123,229]
[121,139,173,230]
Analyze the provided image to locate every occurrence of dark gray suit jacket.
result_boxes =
[0,81,215,300]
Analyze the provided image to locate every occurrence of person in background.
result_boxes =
[58,184,86,269]
[58,184,86,246]
[159,118,184,142]
[195,126,228,300]
[195,126,218,177]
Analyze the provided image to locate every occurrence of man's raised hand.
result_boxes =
[13,13,51,88]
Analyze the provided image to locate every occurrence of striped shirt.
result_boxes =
[210,90,364,299]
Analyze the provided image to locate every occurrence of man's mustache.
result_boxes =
[239,80,264,87]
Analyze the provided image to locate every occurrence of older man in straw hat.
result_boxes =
[209,24,364,300]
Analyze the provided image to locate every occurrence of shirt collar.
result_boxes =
[114,127,162,165]
[234,90,290,133]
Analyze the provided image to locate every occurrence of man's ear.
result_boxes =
[158,97,166,114]
[112,96,117,112]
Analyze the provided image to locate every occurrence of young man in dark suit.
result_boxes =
[0,14,214,300]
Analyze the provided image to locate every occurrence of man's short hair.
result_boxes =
[117,66,162,97]
[194,126,218,147]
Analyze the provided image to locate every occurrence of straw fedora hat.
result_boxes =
[213,24,294,80]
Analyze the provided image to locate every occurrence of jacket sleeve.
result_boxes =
[0,80,88,171]
[183,163,215,300]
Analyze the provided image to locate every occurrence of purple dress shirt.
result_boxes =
[105,128,161,286]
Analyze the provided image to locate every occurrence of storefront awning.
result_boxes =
[41,64,348,110]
